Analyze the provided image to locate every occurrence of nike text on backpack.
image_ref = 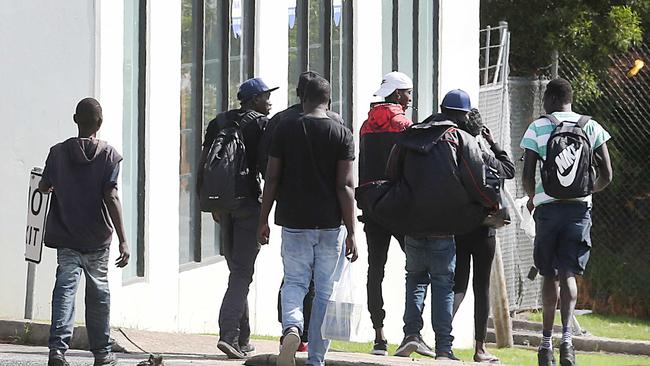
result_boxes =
[540,114,595,199]
[199,111,263,213]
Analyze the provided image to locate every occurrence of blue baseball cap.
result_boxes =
[441,89,472,112]
[237,78,279,101]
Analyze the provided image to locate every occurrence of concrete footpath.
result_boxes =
[0,319,479,365]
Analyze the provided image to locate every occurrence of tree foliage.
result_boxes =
[482,0,648,103]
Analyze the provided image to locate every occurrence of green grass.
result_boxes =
[252,336,650,366]
[526,311,650,341]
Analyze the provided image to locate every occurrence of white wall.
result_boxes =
[0,0,97,321]
[439,0,482,348]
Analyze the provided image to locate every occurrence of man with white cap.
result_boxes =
[359,71,434,357]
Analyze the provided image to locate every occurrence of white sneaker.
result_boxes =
[277,327,301,366]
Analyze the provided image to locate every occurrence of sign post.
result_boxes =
[24,167,50,319]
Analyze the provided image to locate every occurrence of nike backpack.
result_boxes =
[540,114,595,199]
[199,110,263,213]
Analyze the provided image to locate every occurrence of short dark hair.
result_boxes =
[303,75,331,105]
[297,71,322,99]
[75,98,102,126]
[545,78,573,105]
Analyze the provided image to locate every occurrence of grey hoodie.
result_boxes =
[42,137,122,251]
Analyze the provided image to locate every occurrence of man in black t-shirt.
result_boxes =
[268,71,342,352]
[198,78,277,360]
[257,76,358,366]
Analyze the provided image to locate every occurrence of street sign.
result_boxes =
[25,167,50,264]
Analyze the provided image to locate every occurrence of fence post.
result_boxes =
[490,238,514,348]
[551,49,559,79]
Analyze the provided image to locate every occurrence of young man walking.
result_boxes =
[359,71,425,356]
[521,78,612,366]
[198,77,278,359]
[257,75,358,366]
[389,90,498,361]
[265,71,343,353]
[41,98,129,366]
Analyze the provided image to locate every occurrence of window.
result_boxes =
[382,0,439,122]
[287,0,353,128]
[180,0,255,264]
[122,0,146,279]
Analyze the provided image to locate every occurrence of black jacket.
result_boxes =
[357,116,499,237]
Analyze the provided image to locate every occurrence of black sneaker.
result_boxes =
[93,352,118,366]
[414,337,435,358]
[370,339,388,356]
[278,327,301,366]
[217,338,247,359]
[538,347,557,366]
[559,342,576,366]
[435,351,461,361]
[394,335,419,357]
[239,342,256,354]
[48,350,69,366]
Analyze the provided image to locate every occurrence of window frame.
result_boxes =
[386,0,439,122]
[180,0,256,265]
[122,0,147,280]
[291,0,354,129]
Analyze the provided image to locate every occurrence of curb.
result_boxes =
[0,319,89,349]
[245,353,479,366]
[0,319,130,352]
[486,328,650,356]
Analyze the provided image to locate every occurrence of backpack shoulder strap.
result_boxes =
[238,110,264,129]
[576,115,591,128]
[543,114,562,126]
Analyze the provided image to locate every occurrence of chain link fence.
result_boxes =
[559,45,650,318]
[480,24,544,313]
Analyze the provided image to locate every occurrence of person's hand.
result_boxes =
[526,197,535,213]
[116,242,130,268]
[257,221,270,245]
[481,126,495,146]
[345,234,358,262]
[211,211,221,223]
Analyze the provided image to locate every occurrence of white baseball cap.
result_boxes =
[373,71,414,97]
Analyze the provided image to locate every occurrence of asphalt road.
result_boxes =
[0,344,247,365]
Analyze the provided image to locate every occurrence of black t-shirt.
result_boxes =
[203,109,268,199]
[259,104,344,177]
[270,115,355,229]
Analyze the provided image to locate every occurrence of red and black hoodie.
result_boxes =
[359,102,412,185]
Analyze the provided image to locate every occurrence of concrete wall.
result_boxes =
[0,0,482,350]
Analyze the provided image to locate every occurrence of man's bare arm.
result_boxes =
[104,187,130,267]
[336,160,358,262]
[522,149,538,211]
[593,142,613,192]
[257,157,282,245]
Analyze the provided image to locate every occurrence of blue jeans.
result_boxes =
[49,248,111,355]
[403,236,456,354]
[280,226,346,366]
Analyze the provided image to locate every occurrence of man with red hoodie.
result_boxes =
[360,72,432,357]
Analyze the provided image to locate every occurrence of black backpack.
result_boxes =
[540,114,594,199]
[199,110,263,213]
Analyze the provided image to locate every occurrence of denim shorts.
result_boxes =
[533,202,592,277]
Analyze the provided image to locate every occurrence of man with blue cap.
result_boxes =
[388,89,498,362]
[198,77,278,359]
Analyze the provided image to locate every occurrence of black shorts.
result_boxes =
[533,202,592,277]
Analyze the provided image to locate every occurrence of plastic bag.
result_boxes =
[321,260,363,341]
[515,195,536,238]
